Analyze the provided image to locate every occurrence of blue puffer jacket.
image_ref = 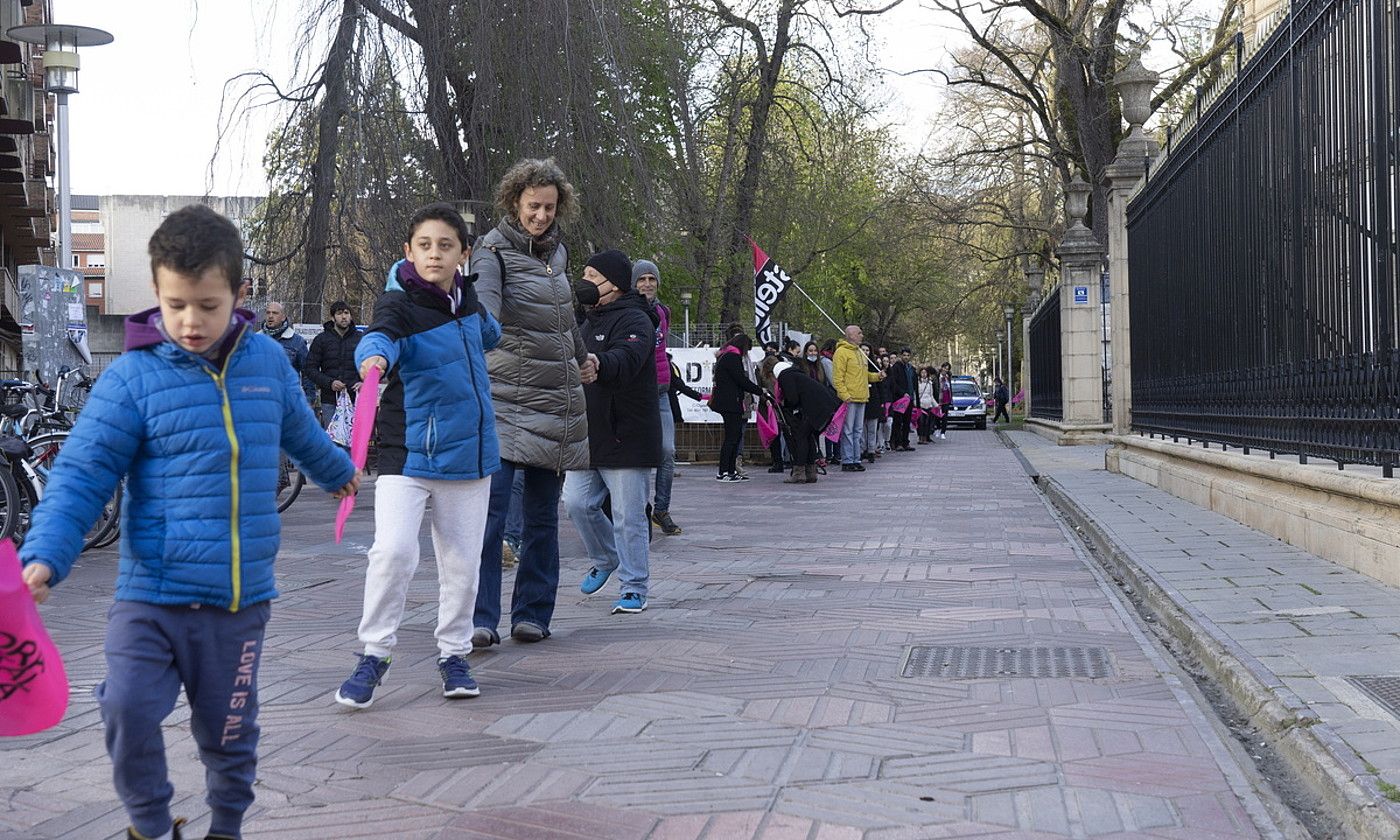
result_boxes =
[355,260,502,480]
[20,309,356,610]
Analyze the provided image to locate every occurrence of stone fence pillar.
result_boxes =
[1055,173,1110,441]
[1105,58,1160,436]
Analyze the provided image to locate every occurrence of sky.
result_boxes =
[57,1,955,198]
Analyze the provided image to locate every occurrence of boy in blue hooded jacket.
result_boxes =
[20,204,359,840]
[335,203,502,709]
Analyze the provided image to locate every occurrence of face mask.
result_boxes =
[573,278,601,306]
[806,354,817,362]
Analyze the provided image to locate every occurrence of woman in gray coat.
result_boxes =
[472,158,596,646]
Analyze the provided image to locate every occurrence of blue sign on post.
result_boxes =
[1073,285,1090,305]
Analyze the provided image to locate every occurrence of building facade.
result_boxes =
[93,194,262,315]
[0,0,56,372]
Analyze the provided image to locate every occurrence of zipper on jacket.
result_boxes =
[458,320,485,473]
[202,329,246,612]
[426,414,437,460]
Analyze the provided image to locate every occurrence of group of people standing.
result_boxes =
[703,324,967,485]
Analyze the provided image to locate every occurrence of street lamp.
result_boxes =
[679,290,693,347]
[9,22,114,270]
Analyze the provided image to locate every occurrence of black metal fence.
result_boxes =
[1128,0,1400,473]
[1029,286,1064,421]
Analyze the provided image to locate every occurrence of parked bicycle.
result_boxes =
[0,371,120,549]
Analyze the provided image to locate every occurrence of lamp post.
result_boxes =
[679,290,692,346]
[9,23,114,270]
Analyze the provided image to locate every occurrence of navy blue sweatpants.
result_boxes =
[97,600,271,839]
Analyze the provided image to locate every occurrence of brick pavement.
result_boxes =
[3,431,1286,839]
[1010,431,1400,836]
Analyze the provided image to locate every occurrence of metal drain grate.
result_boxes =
[902,645,1114,679]
[1348,676,1400,719]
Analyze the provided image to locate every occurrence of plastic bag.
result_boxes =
[0,539,69,736]
[327,391,353,447]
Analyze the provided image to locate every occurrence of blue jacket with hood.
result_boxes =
[19,308,356,610]
[355,260,502,480]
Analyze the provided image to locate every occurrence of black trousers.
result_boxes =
[891,411,911,448]
[917,412,934,440]
[993,404,1010,422]
[784,410,819,465]
[718,411,745,474]
[937,406,950,434]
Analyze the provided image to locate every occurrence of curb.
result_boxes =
[1038,473,1400,840]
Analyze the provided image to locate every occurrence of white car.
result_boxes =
[945,380,988,430]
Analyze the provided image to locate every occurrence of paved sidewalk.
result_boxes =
[1009,430,1400,837]
[4,431,1285,839]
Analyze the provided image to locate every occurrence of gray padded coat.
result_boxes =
[472,219,590,472]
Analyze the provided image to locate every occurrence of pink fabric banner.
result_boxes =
[892,395,911,414]
[335,366,381,544]
[824,402,848,442]
[756,402,780,449]
[0,539,69,736]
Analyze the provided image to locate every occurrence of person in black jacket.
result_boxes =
[305,300,362,427]
[709,332,765,482]
[668,352,703,421]
[774,360,841,483]
[564,250,662,616]
[887,348,916,451]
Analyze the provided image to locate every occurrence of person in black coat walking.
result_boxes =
[563,250,662,616]
[992,376,1011,424]
[305,300,362,426]
[710,333,765,482]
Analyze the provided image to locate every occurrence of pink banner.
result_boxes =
[336,366,382,544]
[1011,388,1026,405]
[0,539,69,736]
[824,402,848,442]
[892,395,911,414]
[756,402,779,449]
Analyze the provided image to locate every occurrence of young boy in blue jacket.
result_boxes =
[20,204,359,840]
[335,203,502,709]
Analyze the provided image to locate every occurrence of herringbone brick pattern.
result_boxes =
[2,432,1280,838]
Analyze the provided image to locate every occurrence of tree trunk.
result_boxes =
[720,0,798,326]
[301,0,359,323]
[410,0,472,201]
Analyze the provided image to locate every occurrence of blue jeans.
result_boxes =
[475,461,564,633]
[654,388,676,512]
[505,470,525,545]
[563,467,651,598]
[840,401,866,464]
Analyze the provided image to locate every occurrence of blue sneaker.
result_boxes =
[437,655,480,698]
[335,654,391,709]
[612,593,647,614]
[580,566,613,595]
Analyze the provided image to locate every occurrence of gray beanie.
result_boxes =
[632,259,660,286]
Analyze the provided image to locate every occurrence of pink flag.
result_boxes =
[335,366,381,544]
[0,539,69,737]
[1011,388,1026,406]
[824,402,848,442]
[892,395,911,414]
[756,402,780,449]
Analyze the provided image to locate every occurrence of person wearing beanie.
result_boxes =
[565,250,663,615]
[632,259,684,536]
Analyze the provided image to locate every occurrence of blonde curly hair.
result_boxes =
[493,157,579,226]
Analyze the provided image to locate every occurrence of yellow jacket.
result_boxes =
[832,339,880,403]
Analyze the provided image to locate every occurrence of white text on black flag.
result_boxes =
[753,257,792,344]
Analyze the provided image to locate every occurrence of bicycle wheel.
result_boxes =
[83,481,122,552]
[276,453,304,513]
[0,459,22,540]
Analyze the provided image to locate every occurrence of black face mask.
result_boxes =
[573,278,601,306]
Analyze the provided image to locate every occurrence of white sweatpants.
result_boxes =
[357,474,491,658]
